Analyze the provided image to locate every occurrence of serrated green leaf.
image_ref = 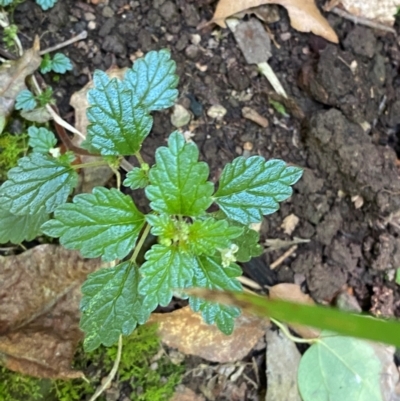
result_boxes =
[124,49,178,111]
[83,70,152,155]
[298,334,382,401]
[28,126,57,153]
[231,223,263,262]
[40,53,52,74]
[41,187,145,261]
[139,244,195,312]
[15,89,37,111]
[146,132,214,216]
[0,204,49,243]
[35,0,57,10]
[51,53,73,74]
[188,218,243,256]
[80,261,148,351]
[146,214,177,240]
[214,157,303,224]
[0,0,13,6]
[123,167,148,189]
[0,153,78,215]
[189,256,242,334]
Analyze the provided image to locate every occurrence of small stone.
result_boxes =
[102,6,115,18]
[207,104,227,120]
[185,44,199,60]
[84,12,96,21]
[190,34,201,45]
[242,106,269,127]
[88,21,96,30]
[243,141,253,151]
[171,104,191,128]
[280,32,291,41]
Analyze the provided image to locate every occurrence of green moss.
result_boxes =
[0,132,27,180]
[0,324,183,401]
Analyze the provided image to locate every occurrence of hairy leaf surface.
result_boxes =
[123,167,148,189]
[139,244,195,312]
[231,223,263,262]
[124,49,178,111]
[28,126,57,153]
[214,157,303,224]
[80,262,147,351]
[15,89,36,111]
[189,256,242,334]
[0,153,78,215]
[0,204,49,243]
[83,70,152,155]
[42,187,145,261]
[50,53,73,74]
[146,132,214,216]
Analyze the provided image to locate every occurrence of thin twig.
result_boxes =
[331,7,396,34]
[237,276,262,290]
[270,245,298,270]
[89,335,123,401]
[40,30,88,55]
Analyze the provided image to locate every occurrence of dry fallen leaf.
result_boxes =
[334,0,400,26]
[0,37,41,132]
[280,213,300,235]
[69,65,127,192]
[211,0,338,43]
[149,306,269,363]
[0,245,102,379]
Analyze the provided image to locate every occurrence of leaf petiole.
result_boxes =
[130,223,152,264]
[70,160,110,170]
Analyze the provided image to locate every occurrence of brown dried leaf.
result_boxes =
[0,37,41,123]
[149,306,269,363]
[211,0,338,43]
[0,245,103,379]
[280,213,299,235]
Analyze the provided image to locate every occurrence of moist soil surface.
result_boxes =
[8,0,400,399]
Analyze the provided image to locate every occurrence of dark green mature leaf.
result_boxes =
[0,153,78,215]
[232,224,263,262]
[0,204,48,243]
[80,261,148,351]
[188,218,243,256]
[15,89,37,111]
[51,53,73,74]
[42,187,145,261]
[139,244,195,312]
[214,157,303,224]
[28,126,57,153]
[124,49,178,111]
[146,132,214,216]
[189,256,242,334]
[83,70,152,155]
[123,167,148,189]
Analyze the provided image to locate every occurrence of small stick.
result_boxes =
[40,30,88,55]
[270,245,297,270]
[237,276,262,290]
[89,335,123,401]
[330,7,396,35]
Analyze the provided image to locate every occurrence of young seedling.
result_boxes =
[0,49,303,351]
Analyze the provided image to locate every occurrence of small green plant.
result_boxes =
[0,131,27,179]
[0,49,303,351]
[40,53,72,74]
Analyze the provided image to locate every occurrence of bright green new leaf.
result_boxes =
[189,256,242,334]
[188,218,243,256]
[146,214,177,241]
[0,153,78,215]
[0,204,48,244]
[28,126,57,153]
[80,261,148,351]
[41,187,145,261]
[139,244,195,312]
[124,49,178,111]
[83,70,152,155]
[39,53,52,74]
[298,334,383,401]
[50,53,73,74]
[214,157,303,224]
[146,132,214,216]
[123,167,148,189]
[35,0,57,10]
[15,89,37,111]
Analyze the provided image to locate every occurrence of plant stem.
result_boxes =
[131,223,151,264]
[134,151,146,166]
[71,161,109,170]
[271,317,319,344]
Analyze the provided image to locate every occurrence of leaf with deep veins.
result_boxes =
[80,262,148,351]
[42,187,145,261]
[146,132,214,216]
[124,49,178,111]
[214,156,302,224]
[0,153,78,215]
[83,70,152,155]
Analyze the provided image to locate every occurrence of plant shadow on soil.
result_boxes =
[3,0,400,399]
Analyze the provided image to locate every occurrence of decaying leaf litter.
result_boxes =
[2,0,400,399]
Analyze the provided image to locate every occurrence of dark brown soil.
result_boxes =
[7,0,400,399]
